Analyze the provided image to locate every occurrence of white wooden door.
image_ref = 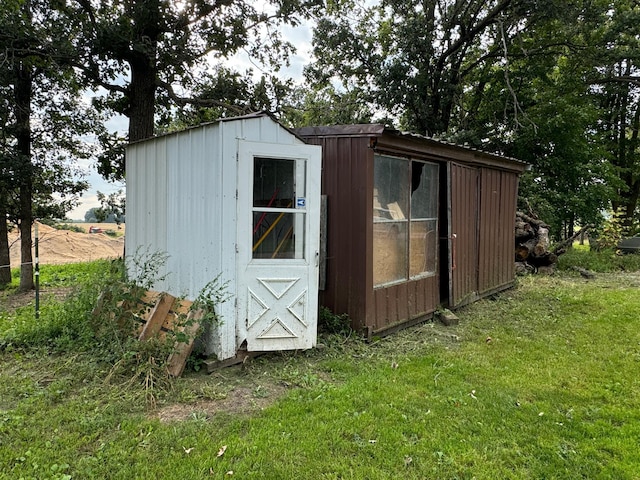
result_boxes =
[237,140,321,352]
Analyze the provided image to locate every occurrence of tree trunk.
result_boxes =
[0,209,10,285]
[15,60,34,291]
[128,58,157,143]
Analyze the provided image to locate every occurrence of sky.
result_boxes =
[66,20,315,221]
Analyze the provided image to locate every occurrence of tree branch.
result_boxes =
[593,76,640,87]
[155,78,248,114]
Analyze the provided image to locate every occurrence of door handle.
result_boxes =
[315,251,319,267]
[451,234,457,270]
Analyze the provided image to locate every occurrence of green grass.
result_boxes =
[558,243,640,272]
[1,259,113,294]
[1,262,640,478]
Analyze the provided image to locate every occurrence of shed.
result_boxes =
[125,113,322,361]
[295,125,528,336]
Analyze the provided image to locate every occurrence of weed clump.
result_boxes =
[557,244,640,273]
[0,252,226,405]
[318,306,352,335]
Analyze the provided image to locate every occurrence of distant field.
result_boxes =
[69,222,125,234]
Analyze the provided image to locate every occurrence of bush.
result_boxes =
[54,222,85,234]
[558,244,640,273]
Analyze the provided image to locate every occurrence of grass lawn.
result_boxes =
[1,260,640,478]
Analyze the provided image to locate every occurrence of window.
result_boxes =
[252,157,306,259]
[373,154,438,286]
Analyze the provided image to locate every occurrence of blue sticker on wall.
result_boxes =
[296,198,306,208]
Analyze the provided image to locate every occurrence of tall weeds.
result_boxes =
[1,252,227,406]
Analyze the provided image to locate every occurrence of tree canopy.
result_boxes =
[58,0,321,180]
[306,0,640,237]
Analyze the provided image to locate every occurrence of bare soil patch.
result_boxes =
[154,382,290,423]
[8,222,124,266]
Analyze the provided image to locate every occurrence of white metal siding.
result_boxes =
[125,136,169,283]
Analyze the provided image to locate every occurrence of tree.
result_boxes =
[308,0,560,135]
[307,0,636,238]
[589,2,640,232]
[84,208,99,223]
[95,190,125,226]
[59,0,321,180]
[0,0,100,289]
[451,1,618,238]
[157,67,294,132]
[283,84,376,127]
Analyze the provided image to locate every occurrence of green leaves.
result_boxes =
[308,0,640,236]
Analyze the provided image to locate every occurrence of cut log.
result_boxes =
[515,261,535,275]
[514,214,559,273]
[533,226,550,256]
[515,221,534,241]
[516,237,538,261]
[516,211,549,229]
[528,251,557,268]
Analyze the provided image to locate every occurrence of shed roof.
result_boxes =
[128,111,304,146]
[294,124,529,174]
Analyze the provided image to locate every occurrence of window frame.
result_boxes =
[373,153,439,287]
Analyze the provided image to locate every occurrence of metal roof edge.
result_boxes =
[293,124,386,137]
[385,128,531,170]
[127,111,304,147]
[294,123,529,172]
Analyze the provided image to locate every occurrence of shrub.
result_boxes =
[558,244,640,273]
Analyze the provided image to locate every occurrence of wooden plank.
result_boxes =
[161,298,192,332]
[140,290,162,304]
[138,293,175,341]
[204,351,261,372]
[166,309,204,377]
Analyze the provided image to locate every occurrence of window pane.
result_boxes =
[410,220,437,277]
[411,162,438,219]
[374,155,409,221]
[373,222,408,286]
[252,212,306,259]
[254,157,300,208]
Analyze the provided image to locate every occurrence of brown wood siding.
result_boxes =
[478,169,517,293]
[450,163,479,307]
[373,275,438,331]
[301,135,373,331]
[300,126,523,332]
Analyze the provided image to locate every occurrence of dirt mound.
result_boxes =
[8,222,125,266]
